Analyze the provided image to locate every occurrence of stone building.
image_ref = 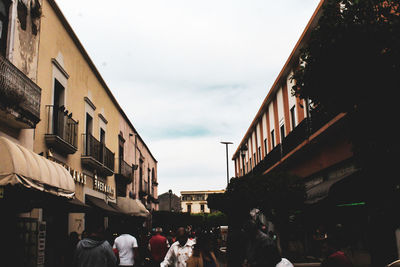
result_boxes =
[1,1,158,266]
[158,191,181,212]
[181,190,225,214]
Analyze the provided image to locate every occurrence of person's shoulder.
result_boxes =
[101,240,112,249]
[277,258,294,267]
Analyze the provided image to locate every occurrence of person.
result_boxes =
[149,227,169,266]
[243,218,281,267]
[320,238,353,267]
[270,245,293,267]
[113,222,140,267]
[161,227,196,267]
[64,231,80,267]
[186,232,219,267]
[72,222,117,267]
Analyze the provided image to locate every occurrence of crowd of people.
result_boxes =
[65,213,353,267]
[67,220,225,267]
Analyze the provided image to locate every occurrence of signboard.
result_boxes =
[37,222,46,267]
[93,175,114,195]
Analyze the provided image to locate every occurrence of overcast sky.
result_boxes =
[56,0,320,196]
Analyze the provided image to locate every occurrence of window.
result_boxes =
[86,113,93,135]
[187,204,192,214]
[280,124,285,143]
[253,153,256,165]
[100,128,105,144]
[290,106,296,130]
[0,0,11,56]
[264,138,267,155]
[271,130,275,148]
[258,147,261,162]
[201,204,205,212]
[249,158,252,169]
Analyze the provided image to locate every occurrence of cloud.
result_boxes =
[56,0,321,195]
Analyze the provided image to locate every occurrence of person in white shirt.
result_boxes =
[161,227,196,267]
[113,227,139,267]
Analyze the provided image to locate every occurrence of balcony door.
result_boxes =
[85,113,93,155]
[53,79,65,136]
[99,128,105,163]
[118,135,124,173]
[0,0,11,56]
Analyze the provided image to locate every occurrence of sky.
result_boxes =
[56,0,321,196]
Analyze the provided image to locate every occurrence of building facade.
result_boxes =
[1,1,158,266]
[231,0,373,265]
[181,190,225,214]
[158,191,181,212]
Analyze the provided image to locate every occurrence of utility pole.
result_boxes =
[220,141,233,186]
[168,189,172,212]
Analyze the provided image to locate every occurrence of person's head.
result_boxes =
[242,218,259,237]
[86,221,105,239]
[321,238,340,257]
[176,227,188,246]
[193,232,213,256]
[69,231,80,243]
[155,227,163,234]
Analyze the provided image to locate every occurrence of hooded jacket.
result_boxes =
[73,237,117,267]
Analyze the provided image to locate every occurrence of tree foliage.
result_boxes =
[292,0,400,201]
[208,171,305,230]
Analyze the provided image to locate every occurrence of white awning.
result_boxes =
[0,137,75,198]
[117,197,150,217]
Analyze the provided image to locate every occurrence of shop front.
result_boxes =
[0,136,75,267]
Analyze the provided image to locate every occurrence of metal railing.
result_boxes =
[247,111,339,176]
[0,54,41,122]
[118,158,133,179]
[82,133,115,171]
[46,105,78,148]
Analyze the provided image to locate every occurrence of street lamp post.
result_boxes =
[220,141,233,186]
[168,189,172,212]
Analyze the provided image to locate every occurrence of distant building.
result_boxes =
[181,190,225,214]
[158,192,181,212]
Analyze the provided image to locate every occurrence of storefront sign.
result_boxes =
[47,157,86,185]
[93,175,114,195]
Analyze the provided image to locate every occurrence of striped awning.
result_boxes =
[0,137,75,198]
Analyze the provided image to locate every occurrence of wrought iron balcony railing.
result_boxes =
[0,54,41,128]
[246,111,339,177]
[82,133,115,175]
[45,105,78,154]
[118,158,133,180]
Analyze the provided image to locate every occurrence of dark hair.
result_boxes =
[192,232,213,257]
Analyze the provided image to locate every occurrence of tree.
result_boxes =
[293,0,400,198]
[292,1,400,264]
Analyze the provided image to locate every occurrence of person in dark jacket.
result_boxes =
[72,222,117,267]
[243,219,281,267]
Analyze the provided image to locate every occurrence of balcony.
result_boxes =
[246,111,339,177]
[139,180,149,198]
[115,158,133,197]
[44,105,78,154]
[0,54,41,128]
[81,134,115,176]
